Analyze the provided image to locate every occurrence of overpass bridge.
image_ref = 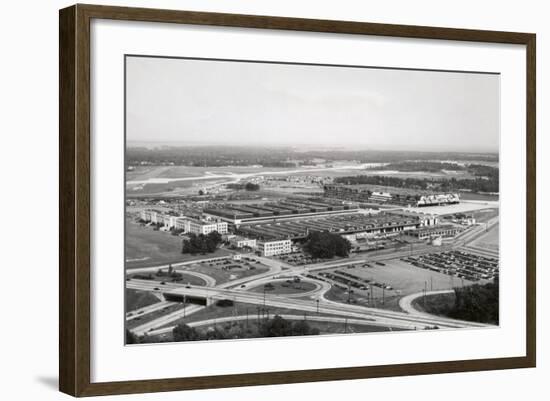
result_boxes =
[127,279,490,332]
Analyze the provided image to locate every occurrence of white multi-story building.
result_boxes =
[162,215,179,229]
[175,217,228,235]
[257,239,291,256]
[140,209,160,223]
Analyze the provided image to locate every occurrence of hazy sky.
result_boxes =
[126,56,499,152]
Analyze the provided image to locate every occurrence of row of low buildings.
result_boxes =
[139,210,228,236]
[323,184,460,207]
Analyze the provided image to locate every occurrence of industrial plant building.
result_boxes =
[323,184,459,207]
[203,197,360,225]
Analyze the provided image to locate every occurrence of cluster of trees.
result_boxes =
[381,161,465,172]
[170,315,320,342]
[226,182,261,191]
[303,231,352,259]
[259,315,320,337]
[448,278,499,324]
[155,264,183,280]
[335,169,499,193]
[418,278,499,325]
[181,232,222,254]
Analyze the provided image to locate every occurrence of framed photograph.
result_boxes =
[59,4,536,397]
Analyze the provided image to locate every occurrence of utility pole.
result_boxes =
[316,299,319,315]
[423,281,427,309]
[344,317,348,333]
[183,295,186,319]
[382,285,385,305]
[430,276,433,291]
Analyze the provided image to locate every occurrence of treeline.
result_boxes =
[335,172,499,193]
[381,161,466,172]
[449,278,499,324]
[304,231,352,259]
[418,278,499,325]
[181,232,222,254]
[126,146,498,167]
[126,315,320,344]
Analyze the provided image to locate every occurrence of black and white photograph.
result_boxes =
[124,55,500,345]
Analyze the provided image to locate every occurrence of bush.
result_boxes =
[173,324,200,341]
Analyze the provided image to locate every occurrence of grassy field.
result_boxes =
[185,262,270,286]
[125,289,161,312]
[469,224,499,251]
[126,303,187,330]
[125,219,232,269]
[127,272,207,286]
[248,280,318,295]
[412,292,455,316]
[459,192,499,201]
[469,208,499,223]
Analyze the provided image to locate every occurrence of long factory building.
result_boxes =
[234,210,437,242]
[203,197,361,225]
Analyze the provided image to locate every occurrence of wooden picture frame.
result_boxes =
[59,3,536,397]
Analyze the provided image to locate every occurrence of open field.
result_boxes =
[125,219,232,269]
[186,261,270,286]
[469,224,499,252]
[459,192,499,201]
[127,271,207,286]
[469,208,499,223]
[126,303,187,330]
[125,289,161,312]
[126,177,229,196]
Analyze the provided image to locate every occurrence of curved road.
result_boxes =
[399,290,454,318]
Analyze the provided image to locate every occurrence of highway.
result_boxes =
[147,314,390,336]
[127,279,489,337]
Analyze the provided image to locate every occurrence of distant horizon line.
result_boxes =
[126,140,499,154]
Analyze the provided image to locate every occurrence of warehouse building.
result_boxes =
[323,184,459,207]
[407,224,462,240]
[203,197,359,225]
